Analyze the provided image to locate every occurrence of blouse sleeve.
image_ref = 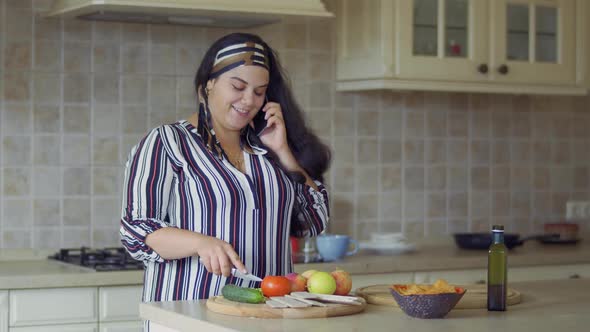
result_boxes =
[119,127,175,263]
[290,180,330,237]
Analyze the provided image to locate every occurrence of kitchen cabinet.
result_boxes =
[1,292,7,332]
[98,286,143,332]
[397,0,489,82]
[99,286,143,322]
[335,0,588,95]
[2,286,142,332]
[490,0,576,85]
[9,288,98,327]
[10,324,97,332]
[99,322,142,332]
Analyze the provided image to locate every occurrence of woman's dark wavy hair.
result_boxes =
[194,32,331,183]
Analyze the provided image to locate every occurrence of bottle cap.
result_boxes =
[492,225,504,232]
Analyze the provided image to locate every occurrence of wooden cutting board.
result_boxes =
[206,296,367,318]
[355,284,521,309]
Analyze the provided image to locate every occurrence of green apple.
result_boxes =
[307,271,337,294]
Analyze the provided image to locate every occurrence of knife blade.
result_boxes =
[198,257,262,282]
[231,268,263,282]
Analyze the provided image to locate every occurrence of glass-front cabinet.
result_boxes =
[335,0,586,95]
[491,0,576,84]
[397,0,488,81]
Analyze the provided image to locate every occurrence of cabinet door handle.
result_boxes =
[475,279,486,285]
[477,64,488,74]
[497,64,509,75]
[569,274,580,279]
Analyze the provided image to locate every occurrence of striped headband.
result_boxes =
[210,42,269,78]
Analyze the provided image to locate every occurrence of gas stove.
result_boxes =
[49,247,144,272]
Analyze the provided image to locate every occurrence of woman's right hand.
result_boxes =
[195,234,247,277]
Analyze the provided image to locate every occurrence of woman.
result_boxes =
[120,32,331,303]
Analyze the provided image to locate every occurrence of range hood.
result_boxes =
[45,0,333,28]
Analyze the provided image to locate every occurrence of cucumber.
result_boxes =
[221,284,265,304]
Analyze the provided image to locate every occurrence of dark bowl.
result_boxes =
[390,285,466,319]
[453,233,522,250]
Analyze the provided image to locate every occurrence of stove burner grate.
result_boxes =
[49,247,144,271]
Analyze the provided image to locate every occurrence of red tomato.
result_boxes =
[261,276,291,297]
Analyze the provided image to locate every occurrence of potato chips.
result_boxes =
[392,279,457,295]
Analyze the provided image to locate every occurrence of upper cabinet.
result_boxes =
[335,0,588,95]
[491,0,575,85]
[397,0,488,82]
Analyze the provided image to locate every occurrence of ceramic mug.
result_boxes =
[316,234,359,262]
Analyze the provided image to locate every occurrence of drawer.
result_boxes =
[10,323,97,332]
[9,288,97,326]
[99,286,143,322]
[1,291,7,332]
[99,321,143,332]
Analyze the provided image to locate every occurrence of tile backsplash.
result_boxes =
[0,0,589,249]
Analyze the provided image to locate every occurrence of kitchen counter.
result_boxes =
[0,259,143,289]
[1,238,589,289]
[294,239,590,275]
[140,278,590,332]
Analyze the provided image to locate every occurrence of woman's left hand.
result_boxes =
[255,102,319,190]
[257,102,289,154]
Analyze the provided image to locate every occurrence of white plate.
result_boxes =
[359,241,416,255]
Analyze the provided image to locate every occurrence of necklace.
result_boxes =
[227,149,245,172]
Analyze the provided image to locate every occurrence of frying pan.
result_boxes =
[453,233,560,250]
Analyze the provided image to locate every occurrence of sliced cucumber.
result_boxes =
[221,284,265,304]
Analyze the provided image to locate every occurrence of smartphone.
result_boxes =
[252,96,269,136]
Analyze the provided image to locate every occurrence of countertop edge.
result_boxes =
[0,271,144,290]
[141,302,238,332]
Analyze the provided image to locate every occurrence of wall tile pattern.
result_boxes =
[0,0,588,248]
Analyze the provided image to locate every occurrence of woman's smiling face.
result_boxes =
[206,65,269,133]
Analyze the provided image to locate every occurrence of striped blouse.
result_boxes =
[120,120,329,302]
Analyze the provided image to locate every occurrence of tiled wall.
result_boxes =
[0,0,588,249]
[328,92,590,241]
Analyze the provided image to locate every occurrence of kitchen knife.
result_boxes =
[290,292,362,305]
[231,268,263,282]
[198,257,262,282]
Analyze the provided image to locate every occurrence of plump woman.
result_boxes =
[120,32,331,308]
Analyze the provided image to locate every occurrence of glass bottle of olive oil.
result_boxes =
[488,225,507,311]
